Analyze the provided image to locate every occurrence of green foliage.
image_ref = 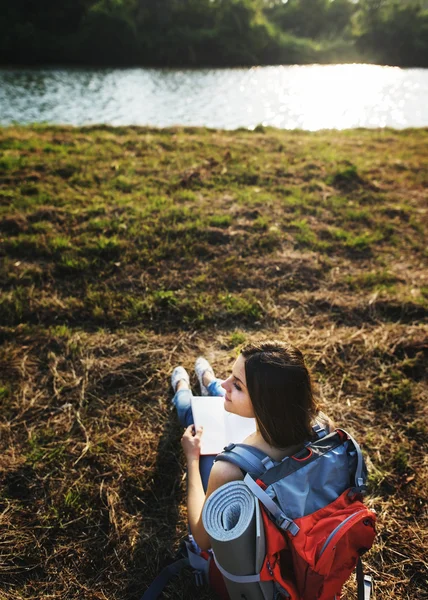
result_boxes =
[265,0,356,40]
[1,0,425,66]
[353,0,428,67]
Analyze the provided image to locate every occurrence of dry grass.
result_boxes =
[0,125,427,599]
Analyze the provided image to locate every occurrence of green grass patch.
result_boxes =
[372,379,414,412]
[0,286,32,325]
[56,254,90,274]
[0,384,10,399]
[208,214,232,228]
[0,126,427,600]
[27,430,66,467]
[345,270,399,290]
[219,292,263,321]
[82,235,123,260]
[325,227,383,252]
[229,330,247,347]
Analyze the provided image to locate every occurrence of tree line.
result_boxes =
[1,0,427,68]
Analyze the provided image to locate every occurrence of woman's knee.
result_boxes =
[206,378,225,397]
[172,389,194,427]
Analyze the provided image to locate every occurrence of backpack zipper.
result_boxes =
[318,509,366,559]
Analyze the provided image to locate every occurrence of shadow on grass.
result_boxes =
[125,410,190,600]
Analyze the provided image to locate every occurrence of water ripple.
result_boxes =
[0,64,427,129]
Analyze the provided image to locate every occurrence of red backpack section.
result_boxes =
[258,487,376,600]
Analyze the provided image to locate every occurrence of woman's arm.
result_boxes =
[182,425,244,550]
[186,455,211,549]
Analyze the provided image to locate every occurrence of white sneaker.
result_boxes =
[171,366,190,393]
[194,357,215,396]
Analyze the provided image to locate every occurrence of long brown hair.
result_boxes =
[241,340,319,448]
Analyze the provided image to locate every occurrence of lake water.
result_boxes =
[1,64,427,130]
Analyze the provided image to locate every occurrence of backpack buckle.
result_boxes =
[194,569,205,587]
[312,423,327,439]
[223,443,236,452]
[348,485,367,501]
[277,515,300,536]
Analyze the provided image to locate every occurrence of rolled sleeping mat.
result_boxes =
[202,481,275,600]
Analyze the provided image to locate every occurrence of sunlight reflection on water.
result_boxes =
[0,64,427,129]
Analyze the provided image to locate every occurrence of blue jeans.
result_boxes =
[172,378,225,492]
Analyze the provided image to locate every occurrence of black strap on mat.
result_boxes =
[357,558,372,600]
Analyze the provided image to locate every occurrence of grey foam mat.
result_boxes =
[203,480,274,600]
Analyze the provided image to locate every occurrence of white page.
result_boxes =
[224,411,257,446]
[191,396,226,455]
[191,396,256,455]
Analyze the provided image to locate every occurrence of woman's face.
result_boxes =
[221,354,255,418]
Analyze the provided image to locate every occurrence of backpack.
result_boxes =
[212,425,377,600]
[142,426,376,600]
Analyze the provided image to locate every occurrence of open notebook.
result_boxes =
[190,396,256,455]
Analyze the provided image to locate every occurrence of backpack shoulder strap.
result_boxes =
[141,558,190,599]
[215,423,329,479]
[141,539,211,599]
[214,443,278,478]
[339,428,368,495]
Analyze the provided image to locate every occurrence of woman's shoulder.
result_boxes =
[210,458,244,482]
[205,458,244,498]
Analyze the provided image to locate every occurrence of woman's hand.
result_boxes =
[181,424,203,461]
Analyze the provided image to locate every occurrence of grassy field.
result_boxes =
[0,125,427,600]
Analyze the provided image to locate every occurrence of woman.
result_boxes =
[171,340,331,552]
